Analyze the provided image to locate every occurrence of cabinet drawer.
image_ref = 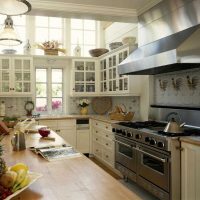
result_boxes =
[103,131,114,140]
[57,119,76,127]
[102,138,114,150]
[93,133,102,144]
[92,128,101,136]
[93,142,102,158]
[92,120,112,131]
[102,149,114,166]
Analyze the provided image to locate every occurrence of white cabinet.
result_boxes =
[181,142,200,200]
[0,56,33,96]
[76,129,90,153]
[71,59,99,96]
[99,44,141,96]
[38,119,76,147]
[91,119,115,168]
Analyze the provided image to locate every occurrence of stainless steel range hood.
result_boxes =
[118,0,200,75]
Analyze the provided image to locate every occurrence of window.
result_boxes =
[71,19,96,57]
[0,15,26,53]
[35,16,64,55]
[35,67,63,114]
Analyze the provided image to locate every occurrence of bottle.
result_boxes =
[73,40,81,57]
[0,101,5,116]
[23,40,31,55]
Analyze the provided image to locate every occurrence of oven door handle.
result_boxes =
[137,148,167,163]
[113,139,136,149]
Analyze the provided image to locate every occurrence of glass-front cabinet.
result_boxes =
[100,44,135,95]
[0,56,33,96]
[71,59,98,96]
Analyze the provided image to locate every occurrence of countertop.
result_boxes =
[2,131,142,200]
[21,114,120,124]
[180,136,200,146]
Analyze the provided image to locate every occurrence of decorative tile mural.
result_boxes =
[154,68,200,106]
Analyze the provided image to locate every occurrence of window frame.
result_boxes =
[35,66,64,115]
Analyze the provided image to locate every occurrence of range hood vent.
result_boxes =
[118,25,200,75]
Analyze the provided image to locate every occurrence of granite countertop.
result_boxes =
[180,136,200,146]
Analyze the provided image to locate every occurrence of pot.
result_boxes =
[164,117,185,134]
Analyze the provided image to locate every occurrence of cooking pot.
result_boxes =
[164,117,185,134]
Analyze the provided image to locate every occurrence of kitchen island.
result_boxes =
[2,131,142,200]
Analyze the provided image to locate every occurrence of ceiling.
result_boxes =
[29,0,162,22]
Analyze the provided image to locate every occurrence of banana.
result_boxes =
[12,174,30,192]
[12,169,27,189]
[10,163,29,173]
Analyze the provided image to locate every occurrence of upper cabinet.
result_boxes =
[99,44,141,96]
[71,59,99,96]
[0,56,33,97]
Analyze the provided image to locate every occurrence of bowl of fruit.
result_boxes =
[38,128,51,137]
[0,162,42,200]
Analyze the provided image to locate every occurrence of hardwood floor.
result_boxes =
[89,157,159,200]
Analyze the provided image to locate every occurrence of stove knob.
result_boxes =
[112,128,116,132]
[157,142,165,148]
[122,130,126,136]
[116,129,122,134]
[135,134,142,140]
[127,132,133,137]
[145,137,150,143]
[150,139,157,145]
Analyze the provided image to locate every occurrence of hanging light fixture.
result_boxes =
[0,16,22,46]
[0,0,32,16]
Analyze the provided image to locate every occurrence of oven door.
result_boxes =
[114,136,137,173]
[137,145,170,192]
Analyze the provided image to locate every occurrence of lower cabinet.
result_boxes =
[181,142,200,200]
[91,119,115,168]
[38,119,76,147]
[76,129,90,153]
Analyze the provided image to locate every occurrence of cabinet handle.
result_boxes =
[106,143,108,146]
[73,88,75,90]
[176,147,184,151]
[96,131,98,133]
[106,135,108,137]
[96,123,98,125]
[96,138,98,141]
[106,155,109,158]
[106,126,108,129]
[96,149,99,152]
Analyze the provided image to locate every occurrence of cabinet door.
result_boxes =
[12,57,32,94]
[59,128,76,147]
[76,129,90,153]
[0,57,11,93]
[181,142,200,200]
[85,61,96,93]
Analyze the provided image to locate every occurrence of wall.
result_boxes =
[154,68,200,106]
[104,22,138,48]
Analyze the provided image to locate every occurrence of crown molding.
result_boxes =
[138,0,162,15]
[30,0,138,19]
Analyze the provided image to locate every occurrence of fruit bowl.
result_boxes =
[38,128,50,137]
[5,172,42,200]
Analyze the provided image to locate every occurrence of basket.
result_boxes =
[109,112,134,121]
[44,49,58,55]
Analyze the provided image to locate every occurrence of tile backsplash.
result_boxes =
[154,68,200,106]
[69,96,140,119]
[0,97,32,117]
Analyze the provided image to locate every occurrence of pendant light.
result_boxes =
[0,16,22,46]
[0,0,32,16]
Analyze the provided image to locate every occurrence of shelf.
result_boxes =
[151,104,200,111]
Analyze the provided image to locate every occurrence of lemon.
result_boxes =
[10,163,29,173]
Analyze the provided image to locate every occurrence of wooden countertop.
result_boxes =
[180,136,200,146]
[2,132,142,200]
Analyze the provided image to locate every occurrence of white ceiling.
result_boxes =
[29,0,161,22]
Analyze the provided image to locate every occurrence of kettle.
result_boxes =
[164,117,185,134]
[11,131,26,151]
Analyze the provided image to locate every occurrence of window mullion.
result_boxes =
[47,67,52,114]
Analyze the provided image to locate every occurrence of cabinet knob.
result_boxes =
[96,131,98,133]
[106,135,108,137]
[106,143,108,146]
[106,126,108,129]
[96,149,99,152]
[96,138,98,141]
[106,155,109,158]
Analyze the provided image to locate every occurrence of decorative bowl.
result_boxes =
[109,42,123,50]
[89,48,109,57]
[122,37,136,45]
[38,128,50,137]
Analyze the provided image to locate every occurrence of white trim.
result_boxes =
[30,1,138,18]
[138,0,162,15]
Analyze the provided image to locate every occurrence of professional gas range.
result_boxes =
[112,121,200,200]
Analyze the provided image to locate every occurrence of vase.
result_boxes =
[80,107,88,115]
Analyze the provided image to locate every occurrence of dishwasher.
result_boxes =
[76,118,90,155]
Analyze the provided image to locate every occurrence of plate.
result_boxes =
[5,172,43,200]
[91,97,112,114]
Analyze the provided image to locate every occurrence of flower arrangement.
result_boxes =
[77,99,90,108]
[36,40,66,55]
